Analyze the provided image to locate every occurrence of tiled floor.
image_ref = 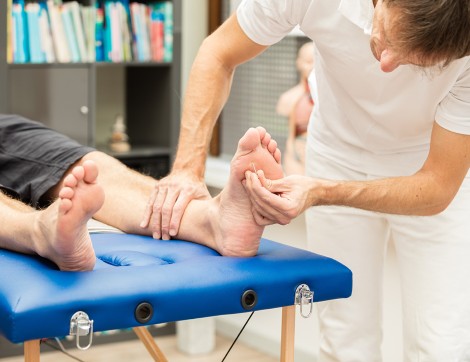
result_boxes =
[0,334,277,362]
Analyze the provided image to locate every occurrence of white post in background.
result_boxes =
[177,318,216,355]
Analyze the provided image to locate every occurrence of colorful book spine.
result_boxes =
[130,3,146,61]
[7,0,14,63]
[38,1,56,63]
[129,2,139,60]
[65,1,88,62]
[153,1,173,62]
[110,2,123,62]
[12,2,29,63]
[81,6,97,62]
[95,7,105,61]
[117,2,133,62]
[8,0,174,65]
[103,1,113,61]
[142,4,151,61]
[25,3,46,63]
[61,4,81,62]
[150,9,164,62]
[47,0,71,63]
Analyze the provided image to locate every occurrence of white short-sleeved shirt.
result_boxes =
[237,0,470,176]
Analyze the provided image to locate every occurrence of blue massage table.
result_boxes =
[0,233,352,361]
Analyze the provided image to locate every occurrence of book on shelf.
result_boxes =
[64,1,88,62]
[25,3,46,63]
[11,0,29,63]
[6,0,14,63]
[130,2,150,61]
[129,1,173,62]
[8,0,174,64]
[95,7,105,61]
[61,3,81,62]
[38,1,56,62]
[150,8,164,62]
[47,0,71,63]
[82,6,96,62]
[152,1,173,62]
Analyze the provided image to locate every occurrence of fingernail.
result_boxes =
[169,229,176,236]
[153,232,160,239]
[251,162,257,173]
[140,221,146,228]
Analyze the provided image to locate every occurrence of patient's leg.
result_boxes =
[177,127,284,256]
[35,160,104,271]
[62,127,282,256]
[78,151,158,234]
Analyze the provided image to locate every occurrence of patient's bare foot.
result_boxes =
[214,127,283,256]
[34,161,105,271]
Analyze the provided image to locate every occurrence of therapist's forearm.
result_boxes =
[172,41,234,179]
[316,171,456,216]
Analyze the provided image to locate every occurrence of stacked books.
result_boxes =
[9,0,174,64]
[130,1,173,62]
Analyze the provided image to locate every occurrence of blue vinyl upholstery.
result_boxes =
[0,234,352,343]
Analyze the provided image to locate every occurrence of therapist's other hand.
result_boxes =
[243,170,318,226]
[140,171,211,240]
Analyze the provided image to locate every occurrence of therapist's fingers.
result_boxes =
[150,187,167,239]
[244,171,293,225]
[159,188,180,240]
[252,206,277,226]
[254,169,288,195]
[256,169,276,191]
[167,192,193,238]
[248,170,302,224]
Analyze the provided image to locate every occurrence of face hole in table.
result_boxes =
[135,302,154,324]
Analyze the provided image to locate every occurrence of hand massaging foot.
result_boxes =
[214,127,283,256]
[34,160,104,271]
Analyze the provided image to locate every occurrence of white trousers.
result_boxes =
[306,151,470,362]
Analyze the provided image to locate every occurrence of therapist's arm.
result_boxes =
[141,14,269,239]
[245,122,470,225]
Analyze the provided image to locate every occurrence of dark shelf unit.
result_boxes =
[0,0,182,177]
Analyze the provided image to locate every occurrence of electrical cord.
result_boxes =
[41,312,255,362]
[220,311,255,362]
[41,338,85,362]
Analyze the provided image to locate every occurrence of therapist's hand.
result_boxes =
[140,170,211,240]
[243,170,318,226]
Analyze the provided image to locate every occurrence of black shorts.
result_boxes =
[0,114,95,207]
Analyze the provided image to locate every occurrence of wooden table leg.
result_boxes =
[24,340,40,362]
[280,305,295,362]
[133,327,168,362]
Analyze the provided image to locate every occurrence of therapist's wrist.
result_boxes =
[172,152,207,180]
[310,178,338,207]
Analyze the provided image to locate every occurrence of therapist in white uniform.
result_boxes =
[143,0,470,360]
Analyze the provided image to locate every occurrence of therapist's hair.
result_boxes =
[385,0,470,66]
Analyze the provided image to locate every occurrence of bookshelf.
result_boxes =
[0,0,182,179]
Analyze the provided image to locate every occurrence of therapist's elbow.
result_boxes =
[196,37,236,74]
[420,187,458,216]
